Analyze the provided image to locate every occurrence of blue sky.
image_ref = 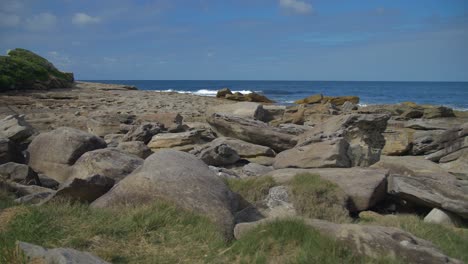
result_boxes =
[0,0,467,81]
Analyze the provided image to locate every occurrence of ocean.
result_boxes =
[83,80,468,111]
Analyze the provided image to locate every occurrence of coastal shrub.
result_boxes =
[360,213,468,263]
[289,173,351,223]
[0,48,73,91]
[225,176,276,204]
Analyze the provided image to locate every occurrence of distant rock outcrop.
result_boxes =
[0,48,74,91]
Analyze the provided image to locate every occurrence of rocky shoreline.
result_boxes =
[1,80,468,263]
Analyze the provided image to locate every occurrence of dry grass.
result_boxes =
[225,176,277,204]
[289,173,351,223]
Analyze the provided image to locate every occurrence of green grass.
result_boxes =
[289,174,351,223]
[222,218,400,264]
[0,201,227,264]
[359,213,468,263]
[225,176,277,204]
[0,201,401,264]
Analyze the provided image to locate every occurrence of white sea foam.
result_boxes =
[154,89,255,97]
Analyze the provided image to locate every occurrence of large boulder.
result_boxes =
[234,219,463,264]
[0,115,35,144]
[207,102,267,121]
[91,150,235,239]
[322,95,360,106]
[86,113,123,137]
[294,94,323,105]
[117,141,153,159]
[207,114,297,152]
[0,162,39,185]
[121,122,163,144]
[27,127,107,183]
[0,138,24,164]
[423,123,468,161]
[290,114,390,168]
[68,148,143,182]
[439,149,468,179]
[423,106,455,119]
[137,112,184,132]
[266,168,388,212]
[216,88,232,98]
[0,48,74,91]
[382,127,414,156]
[388,175,468,219]
[17,241,110,264]
[274,139,350,169]
[194,143,240,166]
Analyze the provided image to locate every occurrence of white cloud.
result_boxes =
[0,12,20,27]
[279,0,313,15]
[72,13,101,26]
[25,12,57,31]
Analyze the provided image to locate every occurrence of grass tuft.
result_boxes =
[360,213,468,263]
[289,173,351,223]
[225,176,276,204]
[226,218,400,264]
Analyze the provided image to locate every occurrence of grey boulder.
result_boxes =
[91,150,235,239]
[69,148,143,182]
[27,127,107,183]
[207,114,297,152]
[117,141,153,159]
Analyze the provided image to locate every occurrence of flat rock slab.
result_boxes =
[207,102,267,121]
[273,139,351,169]
[388,175,468,219]
[207,114,297,152]
[371,156,457,182]
[266,168,388,211]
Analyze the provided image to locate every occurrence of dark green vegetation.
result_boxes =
[360,213,468,263]
[0,48,73,91]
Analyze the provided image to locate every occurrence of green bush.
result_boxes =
[289,173,351,223]
[0,48,73,91]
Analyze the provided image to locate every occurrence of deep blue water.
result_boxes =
[83,80,468,110]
